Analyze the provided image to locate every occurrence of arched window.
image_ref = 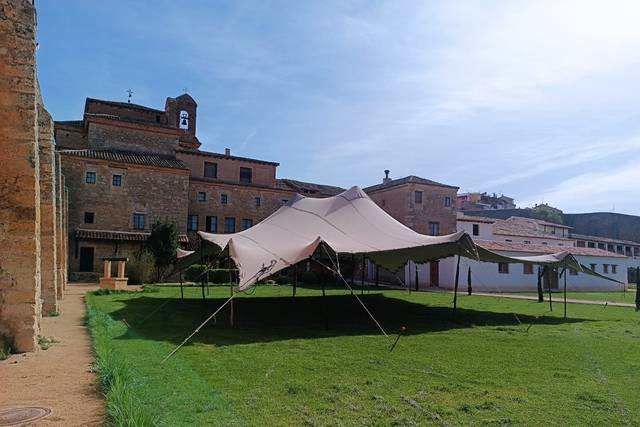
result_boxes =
[179,110,189,130]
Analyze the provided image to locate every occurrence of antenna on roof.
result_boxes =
[126,89,133,103]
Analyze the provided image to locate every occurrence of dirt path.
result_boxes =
[0,284,104,426]
[471,291,636,308]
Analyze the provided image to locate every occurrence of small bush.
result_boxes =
[126,251,156,285]
[38,335,51,350]
[47,310,60,317]
[0,336,14,361]
[299,271,318,284]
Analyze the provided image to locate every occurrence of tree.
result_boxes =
[530,204,563,225]
[147,219,179,282]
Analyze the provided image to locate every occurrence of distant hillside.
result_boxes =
[563,212,640,242]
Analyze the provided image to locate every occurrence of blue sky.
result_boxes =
[37,1,640,214]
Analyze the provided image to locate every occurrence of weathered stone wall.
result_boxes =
[87,121,180,155]
[54,125,87,149]
[186,179,293,237]
[0,0,42,352]
[177,150,278,187]
[85,99,167,125]
[37,100,58,315]
[367,183,457,235]
[55,153,65,298]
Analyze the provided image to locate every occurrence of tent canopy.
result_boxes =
[191,186,607,290]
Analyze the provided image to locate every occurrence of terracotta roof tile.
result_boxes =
[364,175,459,193]
[477,240,626,258]
[76,229,189,243]
[276,179,346,197]
[59,149,188,170]
[492,217,572,241]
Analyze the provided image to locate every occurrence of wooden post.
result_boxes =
[467,267,472,295]
[545,266,553,311]
[230,282,234,327]
[415,263,419,291]
[350,254,355,295]
[179,270,184,300]
[453,255,461,312]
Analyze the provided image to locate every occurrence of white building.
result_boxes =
[401,215,628,292]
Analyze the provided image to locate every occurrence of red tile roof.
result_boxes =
[477,240,626,258]
[76,229,189,243]
[59,149,188,170]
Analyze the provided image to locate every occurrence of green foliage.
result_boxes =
[147,220,179,282]
[0,336,14,361]
[141,284,160,293]
[47,310,60,317]
[184,266,238,284]
[38,335,51,350]
[85,304,158,426]
[126,251,155,285]
[530,204,563,224]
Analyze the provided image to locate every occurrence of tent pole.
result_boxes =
[635,267,639,311]
[453,255,461,312]
[563,259,567,319]
[467,267,472,295]
[230,282,234,327]
[545,266,553,311]
[375,264,379,288]
[361,254,365,295]
[206,268,210,296]
[293,264,298,299]
[415,263,419,292]
[179,270,184,300]
[200,239,206,306]
[537,267,543,303]
[350,254,355,295]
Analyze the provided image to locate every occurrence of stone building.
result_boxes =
[363,171,458,236]
[55,95,304,279]
[0,0,68,353]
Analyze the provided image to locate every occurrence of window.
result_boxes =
[611,264,618,274]
[221,194,228,204]
[242,218,253,230]
[84,212,95,224]
[281,199,289,205]
[133,213,146,230]
[523,240,531,244]
[523,264,533,275]
[255,197,261,207]
[498,263,509,274]
[413,191,422,204]
[428,222,440,236]
[569,268,578,276]
[414,191,423,204]
[541,242,548,245]
[197,191,206,202]
[240,167,252,184]
[224,217,236,233]
[112,174,122,187]
[187,215,199,231]
[576,240,586,248]
[85,171,96,184]
[505,239,513,242]
[603,264,609,274]
[587,242,595,248]
[590,263,597,271]
[444,196,451,207]
[204,162,217,178]
[472,224,479,236]
[205,216,217,233]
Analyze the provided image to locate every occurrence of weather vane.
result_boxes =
[126,89,133,103]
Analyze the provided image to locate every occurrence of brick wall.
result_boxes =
[86,99,167,125]
[177,151,277,187]
[55,126,87,149]
[0,0,42,352]
[367,183,457,235]
[61,156,190,235]
[87,121,180,155]
[186,179,293,238]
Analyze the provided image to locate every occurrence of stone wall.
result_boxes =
[186,179,293,238]
[87,121,180,155]
[0,0,42,352]
[54,125,87,149]
[177,150,278,187]
[37,100,58,315]
[367,183,457,235]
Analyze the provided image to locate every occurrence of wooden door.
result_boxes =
[79,247,95,272]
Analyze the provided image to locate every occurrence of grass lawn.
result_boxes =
[517,289,637,304]
[86,284,640,426]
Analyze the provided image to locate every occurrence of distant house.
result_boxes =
[457,192,516,211]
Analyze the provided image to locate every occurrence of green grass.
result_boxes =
[86,284,640,426]
[518,289,637,304]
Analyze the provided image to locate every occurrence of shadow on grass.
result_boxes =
[104,292,589,347]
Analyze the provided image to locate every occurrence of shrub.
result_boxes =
[126,251,155,285]
[299,271,318,284]
[0,336,14,361]
[147,220,179,282]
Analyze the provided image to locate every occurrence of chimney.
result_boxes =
[224,148,231,156]
[383,169,391,183]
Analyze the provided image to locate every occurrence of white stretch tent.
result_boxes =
[193,186,600,291]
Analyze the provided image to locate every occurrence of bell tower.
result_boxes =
[165,93,200,149]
